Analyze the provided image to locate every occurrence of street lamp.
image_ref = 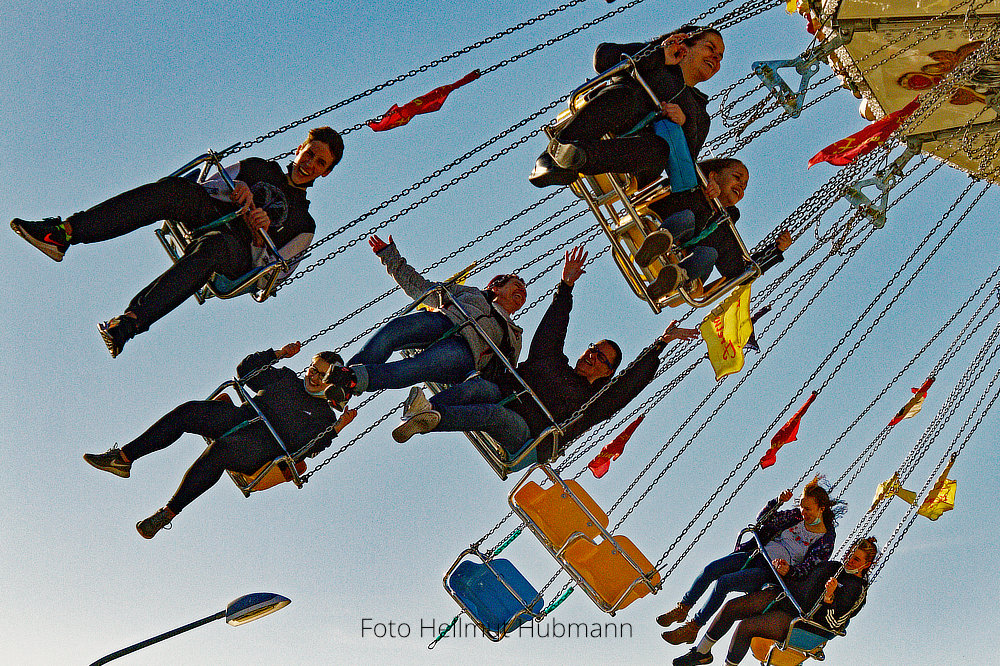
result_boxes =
[89,592,291,665]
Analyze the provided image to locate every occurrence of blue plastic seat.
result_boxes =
[448,558,543,634]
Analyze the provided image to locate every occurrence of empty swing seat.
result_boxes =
[561,535,660,612]
[448,558,543,634]
[511,480,609,550]
[751,625,832,665]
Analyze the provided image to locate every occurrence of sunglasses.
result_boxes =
[588,343,614,369]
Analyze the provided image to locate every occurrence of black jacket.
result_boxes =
[499,282,661,460]
[594,41,711,160]
[774,560,868,635]
[228,349,340,457]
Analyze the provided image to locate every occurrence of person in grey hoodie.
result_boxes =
[323,234,525,407]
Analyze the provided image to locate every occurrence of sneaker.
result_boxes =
[662,620,701,645]
[11,217,69,262]
[634,230,675,267]
[529,152,579,188]
[323,365,359,394]
[136,507,174,539]
[402,386,432,419]
[673,647,713,666]
[324,384,351,412]
[392,410,441,443]
[98,315,137,358]
[656,602,692,627]
[647,264,687,300]
[547,138,587,169]
[83,445,131,478]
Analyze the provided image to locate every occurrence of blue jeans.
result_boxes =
[430,378,536,467]
[661,209,718,283]
[682,551,775,626]
[347,311,476,393]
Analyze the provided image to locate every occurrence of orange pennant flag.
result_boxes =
[760,391,818,468]
[888,376,935,426]
[588,415,644,478]
[808,96,920,167]
[367,70,481,132]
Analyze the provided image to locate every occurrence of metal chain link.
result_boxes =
[220,0,592,158]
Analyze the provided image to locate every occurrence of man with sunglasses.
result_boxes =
[322,234,525,408]
[392,246,699,466]
[81,341,356,539]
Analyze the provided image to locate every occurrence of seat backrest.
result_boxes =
[447,558,543,634]
[561,534,660,611]
[512,480,610,549]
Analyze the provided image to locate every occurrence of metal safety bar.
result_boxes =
[546,56,760,312]
[154,145,290,303]
[396,270,564,479]
[206,378,311,497]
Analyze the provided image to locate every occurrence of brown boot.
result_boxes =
[662,619,700,645]
[656,602,691,627]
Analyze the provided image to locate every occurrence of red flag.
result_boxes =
[367,70,481,132]
[888,376,935,427]
[808,97,920,167]
[588,415,644,478]
[760,391,818,468]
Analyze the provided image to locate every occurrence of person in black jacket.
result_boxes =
[634,158,793,296]
[672,537,878,666]
[390,246,698,467]
[10,126,344,358]
[530,26,724,188]
[82,342,356,539]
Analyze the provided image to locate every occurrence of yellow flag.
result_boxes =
[700,284,753,380]
[870,473,916,511]
[918,455,957,520]
[870,464,956,520]
[417,266,473,311]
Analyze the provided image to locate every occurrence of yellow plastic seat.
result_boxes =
[511,480,609,549]
[229,458,307,494]
[750,631,828,665]
[561,535,660,611]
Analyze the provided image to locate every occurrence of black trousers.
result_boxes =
[554,83,670,183]
[121,400,281,514]
[66,177,251,332]
[705,588,797,664]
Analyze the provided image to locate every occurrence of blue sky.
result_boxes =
[2,1,998,664]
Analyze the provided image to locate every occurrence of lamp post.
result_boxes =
[89,592,291,665]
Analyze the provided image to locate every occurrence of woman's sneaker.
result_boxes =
[11,217,69,261]
[136,507,175,539]
[83,445,131,478]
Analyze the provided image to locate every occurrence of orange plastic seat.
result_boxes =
[561,535,660,611]
[512,480,609,550]
[229,458,307,493]
[750,627,829,665]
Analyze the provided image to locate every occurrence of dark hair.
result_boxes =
[600,339,623,372]
[315,350,344,367]
[659,25,724,47]
[699,157,745,177]
[803,474,845,528]
[855,536,879,570]
[306,126,344,170]
[486,274,522,292]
